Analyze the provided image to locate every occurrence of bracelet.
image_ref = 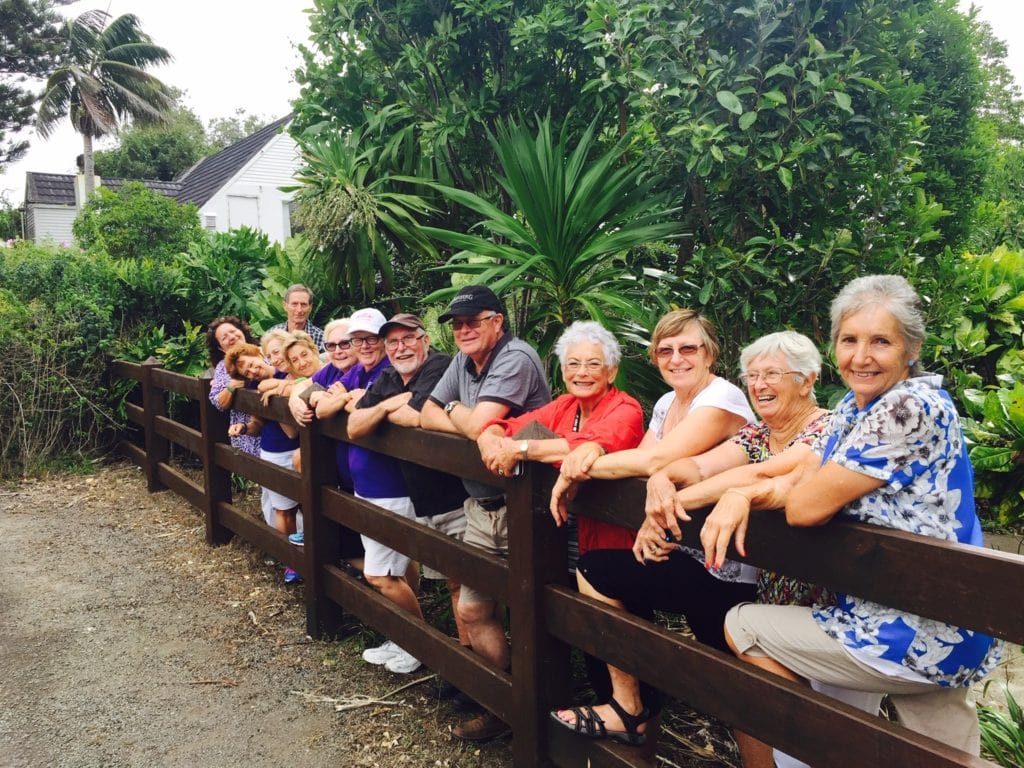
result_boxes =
[723,488,751,502]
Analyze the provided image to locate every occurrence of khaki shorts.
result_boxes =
[459,497,508,605]
[419,506,467,580]
[725,603,981,754]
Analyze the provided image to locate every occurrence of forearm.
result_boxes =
[659,457,703,486]
[387,404,421,428]
[420,401,461,434]
[582,447,664,479]
[525,437,572,464]
[347,402,389,438]
[676,461,780,509]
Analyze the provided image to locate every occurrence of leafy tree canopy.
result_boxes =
[72,181,203,261]
[93,103,206,181]
[0,0,70,168]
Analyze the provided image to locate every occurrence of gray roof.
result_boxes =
[174,114,292,206]
[24,172,181,205]
[24,114,293,208]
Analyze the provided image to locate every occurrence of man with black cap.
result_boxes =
[346,313,473,674]
[422,285,551,741]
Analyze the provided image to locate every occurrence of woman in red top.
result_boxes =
[476,321,644,554]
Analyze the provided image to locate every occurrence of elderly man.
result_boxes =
[272,284,324,349]
[347,313,472,675]
[421,285,551,741]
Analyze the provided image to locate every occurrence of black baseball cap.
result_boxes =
[438,285,506,323]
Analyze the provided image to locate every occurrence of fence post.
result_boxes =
[507,463,572,767]
[300,418,344,638]
[139,357,169,492]
[198,374,233,546]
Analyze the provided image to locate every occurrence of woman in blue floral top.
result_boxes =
[699,275,1001,764]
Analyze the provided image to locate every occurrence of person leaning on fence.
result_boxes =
[270,283,324,351]
[544,309,754,744]
[206,315,260,456]
[285,318,365,571]
[421,284,552,742]
[223,341,304,584]
[347,312,473,676]
[476,320,644,558]
[692,275,1002,765]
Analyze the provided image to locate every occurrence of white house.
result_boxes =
[23,115,300,245]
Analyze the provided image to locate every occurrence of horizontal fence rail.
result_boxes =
[113,358,1021,768]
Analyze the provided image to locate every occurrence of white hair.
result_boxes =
[554,321,622,368]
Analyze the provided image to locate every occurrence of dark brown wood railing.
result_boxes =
[113,358,1021,768]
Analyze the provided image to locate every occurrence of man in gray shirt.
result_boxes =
[422,284,550,741]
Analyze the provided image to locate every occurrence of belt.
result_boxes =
[475,494,505,512]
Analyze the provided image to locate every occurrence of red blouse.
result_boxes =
[486,387,644,554]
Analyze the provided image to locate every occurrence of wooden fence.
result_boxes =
[113,358,1023,768]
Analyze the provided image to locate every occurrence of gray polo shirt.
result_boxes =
[429,333,551,497]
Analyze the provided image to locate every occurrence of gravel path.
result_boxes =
[0,463,511,768]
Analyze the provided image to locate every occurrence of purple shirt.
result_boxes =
[341,358,408,499]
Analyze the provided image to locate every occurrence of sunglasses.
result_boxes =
[324,340,352,351]
[450,313,498,331]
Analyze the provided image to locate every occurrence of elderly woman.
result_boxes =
[477,321,644,555]
[696,275,1001,764]
[549,309,755,744]
[206,315,259,455]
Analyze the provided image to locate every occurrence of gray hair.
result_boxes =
[284,283,313,303]
[554,321,622,368]
[324,318,350,339]
[830,275,925,368]
[740,331,822,378]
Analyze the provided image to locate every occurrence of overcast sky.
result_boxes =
[1,0,1021,205]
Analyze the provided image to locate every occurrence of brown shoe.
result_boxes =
[452,711,511,742]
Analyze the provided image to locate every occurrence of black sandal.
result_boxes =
[549,697,651,745]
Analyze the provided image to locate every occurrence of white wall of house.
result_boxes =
[27,204,76,245]
[199,131,300,244]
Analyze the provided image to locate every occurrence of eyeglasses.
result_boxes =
[564,360,605,373]
[385,332,426,350]
[450,313,498,331]
[654,343,703,360]
[324,340,352,351]
[739,369,801,386]
[349,335,381,348]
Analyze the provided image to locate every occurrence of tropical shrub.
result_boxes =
[421,115,681,391]
[979,684,1024,768]
[961,378,1024,529]
[73,181,203,261]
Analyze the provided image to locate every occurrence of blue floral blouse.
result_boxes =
[811,375,1002,687]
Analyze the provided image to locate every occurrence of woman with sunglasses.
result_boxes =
[549,308,755,745]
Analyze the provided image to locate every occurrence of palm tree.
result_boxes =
[36,10,174,197]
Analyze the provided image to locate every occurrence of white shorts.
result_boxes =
[419,506,467,580]
[356,494,415,577]
[261,448,299,512]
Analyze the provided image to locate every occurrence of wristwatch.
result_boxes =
[444,400,460,416]
[519,440,529,458]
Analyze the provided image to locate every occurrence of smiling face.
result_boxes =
[561,342,615,407]
[287,343,320,378]
[386,326,429,380]
[350,332,386,370]
[265,337,287,371]
[214,323,245,353]
[653,323,713,395]
[325,326,357,371]
[743,353,813,427]
[451,311,504,368]
[835,304,916,408]
[238,354,272,381]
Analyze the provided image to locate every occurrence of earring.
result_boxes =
[908,359,917,367]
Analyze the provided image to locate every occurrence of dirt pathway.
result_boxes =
[0,463,510,768]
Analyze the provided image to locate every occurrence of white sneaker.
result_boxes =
[362,640,402,665]
[384,647,422,674]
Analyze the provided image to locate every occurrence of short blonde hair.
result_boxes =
[649,309,720,367]
[259,328,291,357]
[282,331,320,375]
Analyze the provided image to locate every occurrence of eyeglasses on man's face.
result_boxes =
[564,359,605,373]
[324,340,352,351]
[739,369,800,386]
[349,335,381,348]
[385,332,426,350]
[654,343,703,360]
[450,313,498,332]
